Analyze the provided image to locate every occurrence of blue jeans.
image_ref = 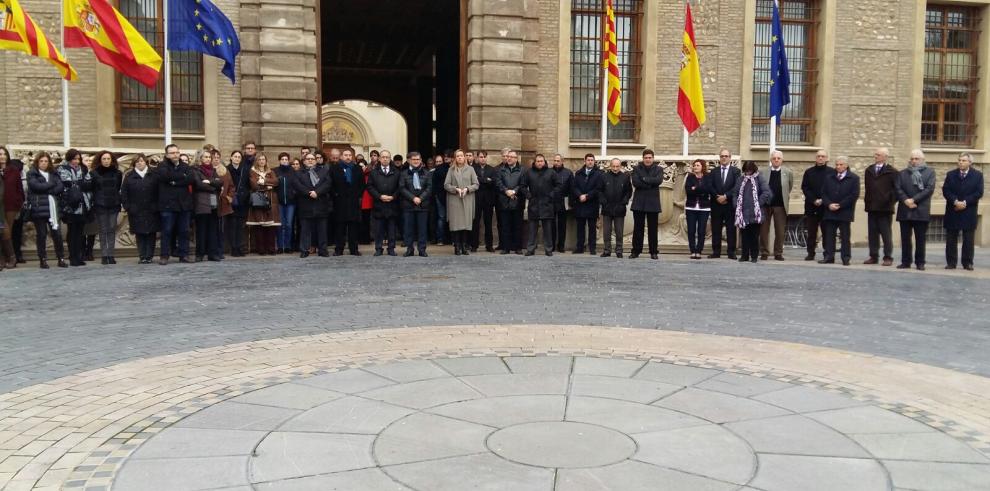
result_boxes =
[160,210,191,258]
[404,210,429,251]
[278,204,296,249]
[686,210,710,254]
[434,196,447,243]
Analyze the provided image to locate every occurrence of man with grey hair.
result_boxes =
[863,147,897,266]
[801,149,832,260]
[894,149,936,270]
[942,152,983,270]
[819,156,860,266]
[759,149,793,260]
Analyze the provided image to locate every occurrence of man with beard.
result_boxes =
[471,150,498,252]
[551,153,573,252]
[330,149,365,255]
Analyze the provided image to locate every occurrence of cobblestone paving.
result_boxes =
[108,357,990,491]
[2,251,989,394]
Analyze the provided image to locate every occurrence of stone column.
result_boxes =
[239,0,319,153]
[466,0,539,157]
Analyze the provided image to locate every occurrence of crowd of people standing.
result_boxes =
[0,143,982,271]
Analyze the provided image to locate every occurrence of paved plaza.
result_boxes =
[1,252,989,490]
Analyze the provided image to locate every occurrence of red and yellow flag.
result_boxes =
[63,0,161,88]
[0,0,77,80]
[603,0,621,126]
[677,2,706,133]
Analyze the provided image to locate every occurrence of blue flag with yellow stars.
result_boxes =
[167,0,240,83]
[768,0,790,121]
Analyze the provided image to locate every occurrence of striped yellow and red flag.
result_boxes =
[677,2,706,133]
[0,0,77,80]
[603,0,621,125]
[63,0,161,88]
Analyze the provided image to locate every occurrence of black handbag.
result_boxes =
[250,190,271,210]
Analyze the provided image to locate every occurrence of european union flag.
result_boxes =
[167,0,240,83]
[768,0,790,121]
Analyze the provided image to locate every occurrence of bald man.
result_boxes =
[863,147,897,266]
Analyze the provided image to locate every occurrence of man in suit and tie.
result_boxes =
[863,147,898,266]
[942,152,984,270]
[801,149,832,261]
[759,150,794,260]
[819,156,860,266]
[330,149,365,256]
[708,148,741,259]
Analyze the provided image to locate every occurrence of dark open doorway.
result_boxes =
[319,0,463,156]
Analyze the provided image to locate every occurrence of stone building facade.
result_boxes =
[2,0,988,247]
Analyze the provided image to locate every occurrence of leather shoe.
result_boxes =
[863,257,878,265]
[499,250,510,255]
[804,253,815,261]
[318,250,330,257]
[760,255,768,260]
[57,259,68,268]
[600,252,611,257]
[404,249,414,257]
[178,257,192,264]
[964,265,974,271]
[916,265,926,271]
[388,250,397,257]
[707,254,720,259]
[419,251,429,257]
[616,252,623,258]
[351,251,362,256]
[842,259,851,266]
[572,249,584,254]
[774,255,785,261]
[300,251,310,258]
[545,251,553,256]
[524,251,535,256]
[818,259,834,264]
[159,257,169,265]
[109,257,117,264]
[882,258,893,266]
[39,259,49,269]
[739,257,748,262]
[374,250,383,257]
[945,265,956,270]
[727,254,737,260]
[514,250,523,255]
[486,247,496,253]
[896,264,910,269]
[628,253,639,259]
[650,253,659,260]
[333,251,343,256]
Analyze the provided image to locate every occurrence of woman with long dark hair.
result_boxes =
[684,159,712,259]
[121,154,160,264]
[0,145,25,268]
[89,151,123,264]
[274,152,298,253]
[57,149,92,266]
[733,160,772,263]
[247,154,280,255]
[27,153,67,268]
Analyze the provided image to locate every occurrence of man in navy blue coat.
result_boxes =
[942,153,984,270]
[571,154,604,254]
[819,156,860,266]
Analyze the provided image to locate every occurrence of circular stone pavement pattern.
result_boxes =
[111,356,990,491]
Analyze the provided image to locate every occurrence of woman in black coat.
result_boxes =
[121,155,160,264]
[90,151,124,264]
[684,159,713,259]
[26,152,66,268]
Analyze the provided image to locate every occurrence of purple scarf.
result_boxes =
[734,173,763,228]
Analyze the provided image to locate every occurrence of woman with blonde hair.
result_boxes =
[443,149,479,255]
[247,154,280,255]
[212,151,234,260]
[191,149,223,261]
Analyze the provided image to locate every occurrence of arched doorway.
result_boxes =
[319,0,464,156]
[320,100,409,156]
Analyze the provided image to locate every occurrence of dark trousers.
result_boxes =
[822,220,851,262]
[253,227,277,254]
[300,217,328,252]
[160,211,191,258]
[554,210,567,252]
[686,210,710,254]
[64,219,85,264]
[899,220,928,266]
[631,211,659,255]
[805,214,824,255]
[375,216,397,252]
[575,216,597,252]
[499,208,524,252]
[95,211,118,258]
[434,196,448,243]
[360,209,372,244]
[335,220,360,253]
[195,212,222,259]
[867,212,894,260]
[279,204,296,250]
[11,214,24,259]
[602,215,624,254]
[224,213,247,254]
[33,219,64,259]
[135,233,156,260]
[945,228,975,268]
[710,203,736,256]
[471,203,494,249]
[740,223,760,260]
[403,211,429,252]
[527,218,554,254]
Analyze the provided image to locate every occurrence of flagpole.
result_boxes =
[60,1,70,148]
[163,0,172,145]
[682,128,689,157]
[600,64,608,160]
[769,116,777,153]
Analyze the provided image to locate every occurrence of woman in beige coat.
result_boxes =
[444,149,479,255]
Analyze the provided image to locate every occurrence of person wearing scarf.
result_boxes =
[247,155,281,255]
[894,149,936,270]
[192,150,224,262]
[26,152,67,268]
[732,160,772,263]
[121,155,160,264]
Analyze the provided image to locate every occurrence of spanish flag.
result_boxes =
[0,0,77,80]
[63,0,161,88]
[603,0,621,126]
[677,2,706,133]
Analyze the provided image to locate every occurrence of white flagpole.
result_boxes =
[769,115,777,153]
[163,0,172,145]
[600,64,608,160]
[60,1,70,148]
[682,128,689,157]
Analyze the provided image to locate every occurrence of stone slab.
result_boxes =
[363,360,450,383]
[428,395,566,428]
[556,460,738,491]
[570,375,681,403]
[749,454,889,491]
[806,406,937,434]
[633,425,756,484]
[295,369,396,394]
[172,402,301,431]
[361,377,482,409]
[654,388,791,423]
[459,373,569,397]
[382,453,554,491]
[633,362,720,386]
[726,415,871,458]
[374,413,492,465]
[254,468,410,490]
[278,396,415,434]
[695,372,795,397]
[882,460,990,491]
[753,385,867,413]
[250,432,375,482]
[566,396,708,434]
[228,383,343,410]
[572,357,647,377]
[129,428,266,460]
[433,357,511,376]
[113,456,249,491]
[851,432,990,463]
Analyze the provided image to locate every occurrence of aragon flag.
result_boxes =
[63,0,161,88]
[603,0,621,126]
[0,0,77,80]
[677,2,706,133]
